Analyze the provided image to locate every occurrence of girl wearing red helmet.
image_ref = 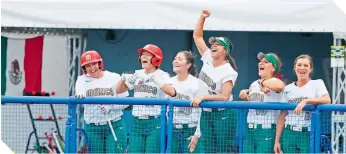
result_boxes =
[116,44,176,153]
[75,50,129,153]
[190,9,239,153]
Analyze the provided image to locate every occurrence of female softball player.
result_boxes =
[75,50,129,153]
[274,54,331,154]
[116,44,176,153]
[190,9,239,153]
[239,52,286,153]
[167,50,208,153]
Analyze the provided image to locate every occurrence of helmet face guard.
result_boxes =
[138,44,163,67]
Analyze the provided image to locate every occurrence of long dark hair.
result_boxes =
[179,50,197,76]
[223,37,237,71]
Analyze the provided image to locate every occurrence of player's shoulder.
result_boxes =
[310,79,324,84]
[221,64,238,76]
[285,82,296,91]
[77,74,86,81]
[250,80,259,87]
[156,69,170,77]
[104,70,121,78]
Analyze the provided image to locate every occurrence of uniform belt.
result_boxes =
[87,116,121,126]
[173,123,197,129]
[248,123,276,129]
[285,124,310,132]
[135,115,159,120]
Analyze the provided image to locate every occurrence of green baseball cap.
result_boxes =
[209,37,232,54]
[257,52,279,73]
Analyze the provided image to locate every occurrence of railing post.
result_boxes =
[160,105,167,153]
[65,96,77,153]
[312,109,321,153]
[237,109,246,153]
[166,104,174,153]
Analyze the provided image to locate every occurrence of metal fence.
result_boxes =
[1,96,346,153]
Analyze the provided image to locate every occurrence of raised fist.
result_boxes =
[201,9,211,18]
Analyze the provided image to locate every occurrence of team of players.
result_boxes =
[75,9,331,153]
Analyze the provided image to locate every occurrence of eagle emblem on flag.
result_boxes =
[8,59,23,85]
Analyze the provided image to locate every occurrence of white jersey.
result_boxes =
[247,78,285,125]
[199,49,238,111]
[284,79,329,129]
[168,74,204,124]
[75,71,129,124]
[130,69,170,117]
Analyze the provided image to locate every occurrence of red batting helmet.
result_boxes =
[137,44,163,67]
[81,50,104,73]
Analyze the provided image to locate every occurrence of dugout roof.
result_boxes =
[1,0,346,33]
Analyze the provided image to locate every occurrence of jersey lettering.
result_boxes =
[173,93,191,100]
[86,88,114,96]
[256,110,268,115]
[249,92,267,115]
[288,97,311,120]
[248,93,264,102]
[198,71,216,90]
[178,107,193,115]
[134,84,158,95]
[172,93,192,115]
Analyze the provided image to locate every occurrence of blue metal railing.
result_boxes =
[1,96,345,153]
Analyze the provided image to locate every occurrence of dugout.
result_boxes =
[2,0,346,153]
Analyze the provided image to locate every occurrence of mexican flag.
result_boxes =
[1,35,69,96]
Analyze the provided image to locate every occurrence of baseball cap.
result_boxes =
[257,52,279,73]
[208,37,232,54]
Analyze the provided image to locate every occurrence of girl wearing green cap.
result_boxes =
[239,52,286,153]
[274,55,331,154]
[190,9,238,153]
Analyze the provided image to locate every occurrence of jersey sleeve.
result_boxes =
[221,70,238,85]
[194,112,202,137]
[162,72,171,84]
[75,75,85,95]
[316,79,329,98]
[200,49,212,64]
[280,90,288,103]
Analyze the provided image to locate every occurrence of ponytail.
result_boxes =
[226,54,237,71]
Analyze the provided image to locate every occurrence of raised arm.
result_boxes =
[193,10,210,56]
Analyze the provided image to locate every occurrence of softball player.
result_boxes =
[274,54,331,154]
[190,9,239,153]
[239,52,286,153]
[75,50,129,153]
[167,50,207,153]
[116,44,176,153]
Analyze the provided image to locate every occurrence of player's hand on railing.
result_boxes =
[187,135,199,153]
[294,99,308,115]
[201,9,211,18]
[273,142,282,154]
[239,89,249,101]
[75,94,85,99]
[100,105,111,114]
[190,96,205,107]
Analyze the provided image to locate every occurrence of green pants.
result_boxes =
[128,117,161,153]
[281,126,310,153]
[84,118,127,153]
[172,126,202,153]
[200,109,237,153]
[243,124,276,153]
